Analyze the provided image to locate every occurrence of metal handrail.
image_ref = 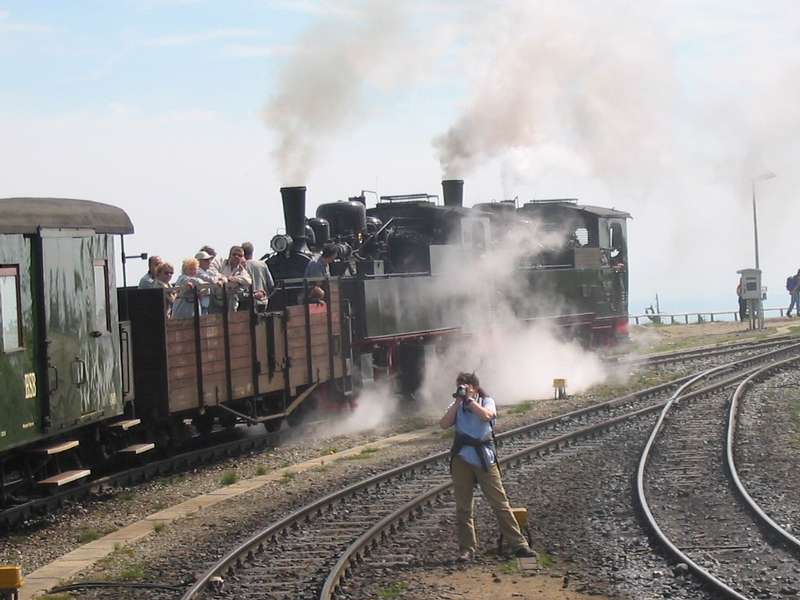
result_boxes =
[631,306,793,325]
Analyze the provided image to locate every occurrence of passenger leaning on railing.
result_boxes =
[216,245,252,312]
[172,258,210,320]
[242,241,274,311]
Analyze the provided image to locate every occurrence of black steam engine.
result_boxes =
[263,179,630,394]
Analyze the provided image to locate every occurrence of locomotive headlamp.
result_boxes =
[270,234,292,253]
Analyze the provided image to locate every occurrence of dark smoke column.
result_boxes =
[442,179,464,207]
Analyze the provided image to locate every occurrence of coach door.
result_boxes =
[40,229,121,431]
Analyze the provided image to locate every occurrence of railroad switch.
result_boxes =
[553,378,567,400]
[0,565,22,600]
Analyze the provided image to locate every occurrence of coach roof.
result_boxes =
[0,197,134,234]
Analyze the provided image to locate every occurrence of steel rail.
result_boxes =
[635,341,800,600]
[726,355,800,551]
[609,334,797,367]
[321,350,800,598]
[5,335,787,530]
[319,400,673,600]
[0,357,683,530]
[181,344,799,599]
[180,369,702,599]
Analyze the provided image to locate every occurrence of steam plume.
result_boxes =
[264,1,413,184]
[433,3,674,184]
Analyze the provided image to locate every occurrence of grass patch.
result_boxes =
[153,522,166,534]
[76,527,102,544]
[220,470,239,486]
[508,401,533,415]
[499,559,520,574]
[377,581,407,599]
[281,471,296,481]
[255,465,267,476]
[342,447,379,460]
[324,446,338,455]
[118,563,145,581]
[537,550,554,568]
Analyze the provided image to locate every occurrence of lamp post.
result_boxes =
[752,171,776,270]
[749,171,775,330]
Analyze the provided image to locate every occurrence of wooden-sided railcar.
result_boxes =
[123,277,350,438]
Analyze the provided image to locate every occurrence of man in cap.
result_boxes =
[199,245,224,276]
[194,250,222,315]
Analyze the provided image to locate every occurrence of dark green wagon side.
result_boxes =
[0,198,133,458]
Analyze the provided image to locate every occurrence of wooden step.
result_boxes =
[37,469,91,486]
[28,440,79,455]
[108,418,141,431]
[118,443,155,455]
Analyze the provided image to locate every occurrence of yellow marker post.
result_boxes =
[0,565,23,600]
[552,378,567,400]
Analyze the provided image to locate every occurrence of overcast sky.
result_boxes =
[2,1,799,314]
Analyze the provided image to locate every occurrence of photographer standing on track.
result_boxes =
[440,372,536,562]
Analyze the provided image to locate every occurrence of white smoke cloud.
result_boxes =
[416,212,610,408]
[263,0,448,184]
[433,2,675,184]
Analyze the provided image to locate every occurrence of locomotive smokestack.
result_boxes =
[280,186,309,252]
[442,179,464,207]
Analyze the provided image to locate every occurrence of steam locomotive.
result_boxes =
[0,182,628,503]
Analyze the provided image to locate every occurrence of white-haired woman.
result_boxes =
[172,258,207,319]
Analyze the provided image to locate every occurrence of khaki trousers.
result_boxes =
[451,454,529,554]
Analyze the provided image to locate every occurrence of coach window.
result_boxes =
[0,266,22,352]
[93,260,111,333]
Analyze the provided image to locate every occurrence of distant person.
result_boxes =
[242,241,274,310]
[787,269,800,317]
[155,262,174,288]
[154,262,176,316]
[138,255,163,289]
[736,277,747,322]
[194,250,222,315]
[220,245,252,311]
[172,258,207,320]
[304,244,337,279]
[199,245,224,275]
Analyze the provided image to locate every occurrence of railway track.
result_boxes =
[7,335,795,531]
[636,351,800,599]
[612,334,798,367]
[182,341,800,600]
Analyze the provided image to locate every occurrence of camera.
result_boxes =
[453,384,468,399]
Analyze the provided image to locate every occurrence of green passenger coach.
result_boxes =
[0,198,134,492]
